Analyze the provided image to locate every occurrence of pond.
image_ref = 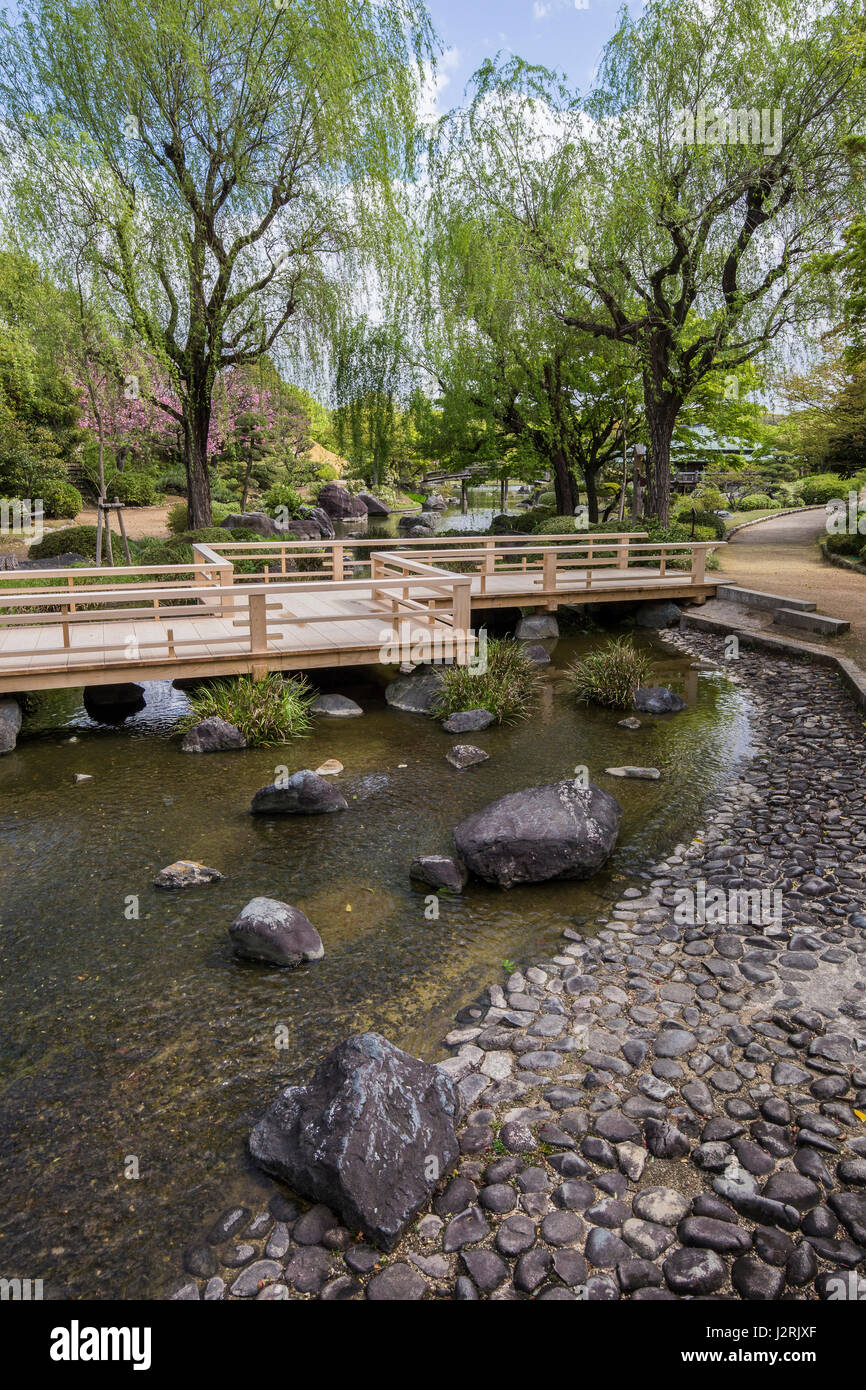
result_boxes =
[0,628,752,1298]
[335,483,532,538]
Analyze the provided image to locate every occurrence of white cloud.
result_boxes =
[419,46,461,126]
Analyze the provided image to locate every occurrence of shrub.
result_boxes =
[799,474,846,505]
[167,500,232,533]
[674,508,727,540]
[318,463,340,482]
[735,493,775,511]
[824,532,862,557]
[111,472,160,506]
[177,672,314,746]
[38,478,83,518]
[565,636,653,710]
[158,466,187,495]
[691,485,726,512]
[29,525,99,561]
[263,483,305,517]
[432,636,541,725]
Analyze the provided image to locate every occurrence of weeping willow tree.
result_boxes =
[0,0,436,526]
[428,0,866,523]
[333,320,416,489]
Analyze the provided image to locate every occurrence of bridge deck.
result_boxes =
[0,535,722,692]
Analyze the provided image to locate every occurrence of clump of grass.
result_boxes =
[432,636,541,725]
[178,673,314,746]
[565,636,653,709]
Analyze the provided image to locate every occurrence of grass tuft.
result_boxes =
[564,636,653,710]
[178,672,314,746]
[432,636,541,725]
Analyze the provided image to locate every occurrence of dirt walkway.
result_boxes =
[718,507,866,666]
[71,504,173,540]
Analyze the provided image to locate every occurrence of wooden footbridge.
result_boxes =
[0,533,723,693]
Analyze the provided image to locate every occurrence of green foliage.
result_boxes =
[29,524,99,560]
[824,532,862,557]
[167,500,233,533]
[734,493,776,511]
[674,505,727,538]
[38,476,82,518]
[432,637,541,725]
[263,483,305,517]
[799,474,847,505]
[691,485,727,512]
[565,636,653,710]
[178,674,314,747]
[110,472,160,506]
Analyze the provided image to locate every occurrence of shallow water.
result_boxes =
[0,630,751,1297]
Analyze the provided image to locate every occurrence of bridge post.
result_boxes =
[691,544,707,585]
[247,590,269,674]
[461,478,468,514]
[542,549,557,609]
[332,542,344,582]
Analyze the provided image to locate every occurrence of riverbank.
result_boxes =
[169,627,866,1301]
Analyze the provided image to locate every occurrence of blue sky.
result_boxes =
[423,0,638,111]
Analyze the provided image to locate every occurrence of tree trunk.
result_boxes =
[644,394,678,527]
[584,465,599,524]
[185,397,213,530]
[552,448,578,514]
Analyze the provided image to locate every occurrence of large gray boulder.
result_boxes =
[385,666,444,714]
[180,716,246,753]
[634,686,686,714]
[634,602,682,629]
[0,698,22,754]
[303,506,336,538]
[311,694,363,718]
[229,897,324,967]
[222,511,281,537]
[515,614,559,641]
[356,492,390,516]
[317,484,367,519]
[453,780,622,888]
[250,770,348,814]
[441,708,494,733]
[397,511,436,533]
[423,494,448,511]
[249,1033,460,1250]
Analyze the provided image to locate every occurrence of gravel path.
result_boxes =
[720,508,866,666]
[170,632,866,1302]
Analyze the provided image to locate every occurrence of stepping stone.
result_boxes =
[604,766,661,780]
[617,717,642,730]
[441,709,495,733]
[153,860,224,889]
[446,744,489,770]
[315,759,343,776]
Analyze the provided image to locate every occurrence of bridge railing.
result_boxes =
[195,531,722,594]
[0,563,475,673]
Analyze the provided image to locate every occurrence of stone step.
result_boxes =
[773,608,850,637]
[715,585,816,612]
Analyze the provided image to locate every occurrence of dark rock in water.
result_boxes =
[248,1033,460,1250]
[385,666,444,714]
[523,644,551,665]
[356,492,390,516]
[515,614,559,640]
[153,860,224,889]
[317,484,367,519]
[229,897,324,967]
[423,494,448,511]
[633,686,686,714]
[250,770,348,815]
[446,744,489,770]
[441,708,495,733]
[634,602,682,629]
[83,682,146,723]
[180,716,246,753]
[0,697,22,754]
[397,512,436,533]
[85,681,145,707]
[453,780,622,888]
[222,510,281,536]
[409,855,467,893]
[311,694,363,718]
[617,717,642,730]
